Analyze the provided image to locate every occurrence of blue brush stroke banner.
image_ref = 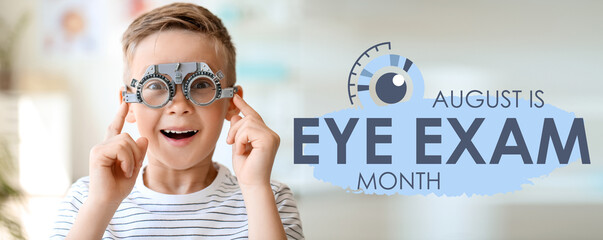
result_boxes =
[296,53,589,196]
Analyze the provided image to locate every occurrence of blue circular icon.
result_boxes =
[347,42,424,108]
[376,72,407,104]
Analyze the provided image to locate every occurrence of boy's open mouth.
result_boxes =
[160,129,199,139]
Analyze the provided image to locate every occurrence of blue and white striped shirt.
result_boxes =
[51,162,304,239]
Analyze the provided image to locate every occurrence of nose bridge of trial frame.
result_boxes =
[144,62,214,85]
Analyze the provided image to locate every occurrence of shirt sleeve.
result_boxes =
[272,181,305,240]
[50,177,90,239]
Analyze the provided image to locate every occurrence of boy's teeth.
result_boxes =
[164,130,198,134]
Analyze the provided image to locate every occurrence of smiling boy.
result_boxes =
[51,3,303,240]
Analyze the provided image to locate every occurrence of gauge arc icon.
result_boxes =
[347,42,425,109]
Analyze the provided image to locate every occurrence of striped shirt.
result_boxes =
[51,162,304,239]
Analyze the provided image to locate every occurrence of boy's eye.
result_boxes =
[145,81,167,90]
[192,81,212,89]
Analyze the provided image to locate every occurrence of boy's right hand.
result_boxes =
[88,102,148,205]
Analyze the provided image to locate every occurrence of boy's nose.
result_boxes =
[166,87,193,115]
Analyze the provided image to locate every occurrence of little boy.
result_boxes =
[51,3,303,240]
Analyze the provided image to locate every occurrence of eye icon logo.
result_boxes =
[347,42,424,108]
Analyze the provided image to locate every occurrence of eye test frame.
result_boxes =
[122,62,237,108]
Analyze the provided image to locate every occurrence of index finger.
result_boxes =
[105,102,129,140]
[232,94,260,118]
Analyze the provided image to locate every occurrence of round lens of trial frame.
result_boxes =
[141,78,170,107]
[187,76,217,105]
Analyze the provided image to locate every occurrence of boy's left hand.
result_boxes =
[226,95,280,188]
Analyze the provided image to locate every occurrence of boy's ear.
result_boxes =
[225,85,243,121]
[119,86,137,123]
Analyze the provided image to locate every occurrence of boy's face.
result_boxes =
[125,29,237,170]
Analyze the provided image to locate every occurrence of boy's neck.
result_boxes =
[143,159,218,195]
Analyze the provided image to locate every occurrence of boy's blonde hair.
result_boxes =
[122,3,236,85]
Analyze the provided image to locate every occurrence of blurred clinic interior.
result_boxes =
[1,0,602,239]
